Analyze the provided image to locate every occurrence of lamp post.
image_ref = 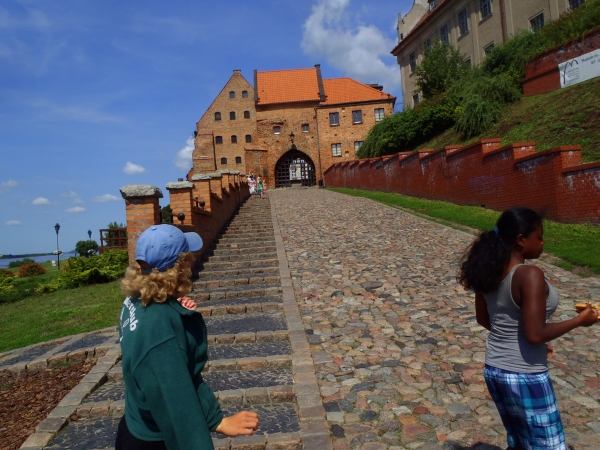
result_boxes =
[54,223,60,270]
[87,230,92,241]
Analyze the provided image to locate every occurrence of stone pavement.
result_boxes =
[270,187,600,450]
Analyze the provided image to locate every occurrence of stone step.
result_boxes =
[191,283,282,301]
[224,224,273,231]
[201,258,278,270]
[193,274,281,289]
[199,265,278,278]
[206,354,291,372]
[217,231,274,239]
[195,294,283,309]
[204,312,287,335]
[215,239,276,249]
[208,340,291,361]
[197,300,281,317]
[216,235,275,244]
[213,245,276,255]
[204,252,277,263]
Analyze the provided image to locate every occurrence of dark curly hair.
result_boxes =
[458,207,542,293]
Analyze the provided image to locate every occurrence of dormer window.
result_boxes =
[428,0,437,11]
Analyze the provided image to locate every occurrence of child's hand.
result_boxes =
[547,343,555,359]
[215,411,259,436]
[578,303,599,327]
[177,296,197,311]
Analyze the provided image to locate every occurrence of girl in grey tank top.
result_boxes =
[458,207,598,450]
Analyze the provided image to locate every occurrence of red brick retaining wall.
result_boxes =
[523,27,600,97]
[324,139,600,224]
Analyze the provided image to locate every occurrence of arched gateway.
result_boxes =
[274,149,316,188]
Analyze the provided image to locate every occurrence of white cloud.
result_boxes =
[123,161,146,175]
[0,179,18,194]
[65,206,85,213]
[32,197,51,205]
[61,190,79,197]
[302,0,400,92]
[92,194,120,202]
[174,136,194,171]
[73,198,85,204]
[6,220,21,226]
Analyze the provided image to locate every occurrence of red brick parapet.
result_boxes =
[323,140,599,224]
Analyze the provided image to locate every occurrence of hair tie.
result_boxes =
[493,226,499,235]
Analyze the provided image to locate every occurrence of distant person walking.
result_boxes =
[248,175,256,198]
[458,207,598,450]
[116,224,259,450]
[257,177,264,199]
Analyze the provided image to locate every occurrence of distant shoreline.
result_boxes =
[0,251,76,259]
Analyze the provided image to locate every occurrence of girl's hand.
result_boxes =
[578,303,599,327]
[215,411,259,436]
[547,343,555,359]
[177,296,197,311]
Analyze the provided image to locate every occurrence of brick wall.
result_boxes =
[324,139,600,224]
[523,27,600,97]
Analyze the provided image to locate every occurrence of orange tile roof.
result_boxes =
[256,68,321,105]
[321,78,394,105]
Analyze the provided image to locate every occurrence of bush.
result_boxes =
[75,240,99,257]
[8,258,34,269]
[0,269,15,278]
[17,262,47,277]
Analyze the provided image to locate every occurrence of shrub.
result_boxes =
[17,262,47,277]
[8,258,34,269]
[58,249,129,289]
[0,269,15,278]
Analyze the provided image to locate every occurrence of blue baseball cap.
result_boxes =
[135,224,203,272]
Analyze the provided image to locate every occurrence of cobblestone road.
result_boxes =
[272,187,600,450]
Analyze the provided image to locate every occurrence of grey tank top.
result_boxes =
[484,264,559,373]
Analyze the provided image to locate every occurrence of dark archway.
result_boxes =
[275,149,317,188]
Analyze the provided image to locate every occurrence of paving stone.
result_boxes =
[205,369,293,391]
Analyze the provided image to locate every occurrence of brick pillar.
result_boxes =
[120,185,163,264]
[191,174,213,212]
[208,173,223,201]
[217,170,232,196]
[166,181,194,226]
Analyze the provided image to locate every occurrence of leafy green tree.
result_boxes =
[75,240,99,257]
[415,41,471,99]
[104,222,127,247]
[161,204,173,224]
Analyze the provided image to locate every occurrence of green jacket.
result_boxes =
[119,296,223,449]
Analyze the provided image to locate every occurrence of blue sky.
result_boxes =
[0,0,412,255]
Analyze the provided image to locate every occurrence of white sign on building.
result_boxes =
[559,48,600,88]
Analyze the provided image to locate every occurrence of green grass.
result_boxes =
[329,188,600,274]
[416,78,600,163]
[0,280,123,353]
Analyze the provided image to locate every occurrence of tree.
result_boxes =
[75,240,99,257]
[104,221,127,247]
[161,204,173,224]
[415,40,471,99]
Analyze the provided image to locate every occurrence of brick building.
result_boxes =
[392,0,587,109]
[191,65,395,187]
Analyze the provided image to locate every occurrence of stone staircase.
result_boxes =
[35,197,331,450]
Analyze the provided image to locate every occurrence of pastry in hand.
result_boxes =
[574,302,600,312]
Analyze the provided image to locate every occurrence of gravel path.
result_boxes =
[272,187,600,450]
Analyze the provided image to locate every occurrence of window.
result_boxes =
[242,91,248,98]
[244,110,250,119]
[215,136,223,144]
[229,91,235,98]
[530,13,544,33]
[425,39,432,52]
[231,135,237,143]
[331,143,341,157]
[465,57,472,67]
[302,124,309,132]
[483,42,495,56]
[221,157,227,164]
[230,111,236,120]
[329,112,339,126]
[214,112,221,121]
[375,108,385,122]
[354,141,364,153]
[428,0,437,11]
[480,0,492,19]
[409,52,417,73]
[458,9,469,35]
[352,110,362,124]
[413,93,420,107]
[245,135,252,143]
[236,156,242,164]
[570,0,585,9]
[440,24,449,44]
[273,126,281,134]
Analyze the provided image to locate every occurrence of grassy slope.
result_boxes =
[0,281,123,353]
[329,188,600,275]
[416,78,600,163]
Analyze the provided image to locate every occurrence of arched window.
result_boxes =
[231,135,237,143]
[242,91,248,98]
[214,112,221,120]
[221,157,227,164]
[245,135,252,143]
[215,136,223,144]
[244,111,250,119]
[229,91,235,98]
[236,156,242,164]
[230,111,236,120]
